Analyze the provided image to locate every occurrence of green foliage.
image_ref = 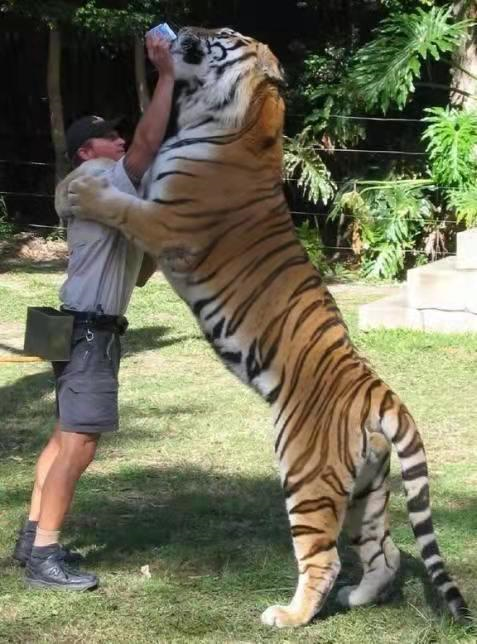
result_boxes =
[286,4,476,279]
[448,186,477,227]
[295,220,327,271]
[46,227,66,242]
[422,106,477,188]
[380,0,436,8]
[4,0,180,36]
[283,129,336,206]
[350,6,469,112]
[2,0,79,28]
[0,198,15,241]
[305,86,366,148]
[289,47,366,147]
[332,182,434,279]
[74,0,166,39]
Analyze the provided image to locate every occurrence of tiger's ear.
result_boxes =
[256,43,286,90]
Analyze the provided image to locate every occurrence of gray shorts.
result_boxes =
[53,326,121,433]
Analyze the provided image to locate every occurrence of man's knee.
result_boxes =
[59,431,100,472]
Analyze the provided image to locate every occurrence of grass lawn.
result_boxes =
[0,266,476,643]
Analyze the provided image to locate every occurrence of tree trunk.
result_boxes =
[47,27,67,185]
[134,35,150,114]
[451,1,477,109]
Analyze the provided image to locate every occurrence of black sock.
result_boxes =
[31,544,59,559]
[24,519,38,533]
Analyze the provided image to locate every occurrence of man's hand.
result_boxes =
[146,35,174,79]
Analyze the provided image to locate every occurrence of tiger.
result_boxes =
[56,27,470,628]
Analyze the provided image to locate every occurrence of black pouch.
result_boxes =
[24,307,74,361]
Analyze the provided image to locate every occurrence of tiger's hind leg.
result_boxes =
[261,473,351,628]
[338,432,400,608]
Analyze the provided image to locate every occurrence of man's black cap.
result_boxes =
[65,115,122,160]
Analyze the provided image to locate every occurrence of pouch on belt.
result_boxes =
[24,307,74,361]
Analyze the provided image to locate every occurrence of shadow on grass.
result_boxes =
[0,342,25,355]
[0,325,197,457]
[0,259,67,274]
[71,466,477,620]
[2,459,475,622]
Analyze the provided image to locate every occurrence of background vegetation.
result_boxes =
[0,0,476,279]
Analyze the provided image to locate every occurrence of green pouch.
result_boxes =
[24,307,74,361]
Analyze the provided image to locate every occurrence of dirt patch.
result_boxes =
[0,233,67,270]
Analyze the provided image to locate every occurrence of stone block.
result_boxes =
[457,227,477,270]
[406,256,477,312]
[359,292,423,331]
[358,291,477,333]
[420,308,477,333]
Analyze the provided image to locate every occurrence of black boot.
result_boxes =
[25,545,98,591]
[13,521,84,567]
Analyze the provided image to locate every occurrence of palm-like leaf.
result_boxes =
[283,134,336,205]
[331,181,433,278]
[448,186,477,227]
[362,244,405,279]
[350,6,470,112]
[422,107,477,188]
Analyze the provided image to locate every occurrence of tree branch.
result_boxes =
[416,81,477,100]
[443,58,477,82]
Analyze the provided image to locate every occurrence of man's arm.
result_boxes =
[124,35,175,185]
[125,36,174,287]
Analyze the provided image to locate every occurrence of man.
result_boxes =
[13,34,175,591]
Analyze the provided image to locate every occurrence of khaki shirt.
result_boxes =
[59,158,143,316]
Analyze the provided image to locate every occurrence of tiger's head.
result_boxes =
[170,27,285,132]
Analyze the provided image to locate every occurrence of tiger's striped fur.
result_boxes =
[60,26,470,628]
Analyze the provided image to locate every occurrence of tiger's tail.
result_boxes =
[377,390,470,624]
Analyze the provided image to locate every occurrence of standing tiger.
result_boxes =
[56,27,470,628]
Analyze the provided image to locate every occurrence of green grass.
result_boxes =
[0,268,476,643]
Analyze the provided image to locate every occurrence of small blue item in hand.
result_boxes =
[146,23,177,42]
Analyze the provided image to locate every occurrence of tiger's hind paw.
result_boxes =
[261,604,312,628]
[336,583,392,608]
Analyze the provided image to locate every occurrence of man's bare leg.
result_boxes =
[28,422,62,522]
[25,430,100,591]
[34,430,99,537]
[13,423,63,565]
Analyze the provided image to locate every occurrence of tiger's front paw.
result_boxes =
[261,604,311,628]
[68,174,115,223]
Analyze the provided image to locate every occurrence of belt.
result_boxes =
[61,308,129,335]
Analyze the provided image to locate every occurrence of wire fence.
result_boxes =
[0,112,430,170]
[290,209,458,226]
[15,231,454,258]
[308,146,426,156]
[6,210,456,260]
[0,123,454,260]
[0,113,459,267]
[0,188,459,227]
[0,159,54,167]
[0,147,427,169]
[1,190,54,199]
[326,114,425,123]
[0,179,461,228]
[28,223,67,230]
